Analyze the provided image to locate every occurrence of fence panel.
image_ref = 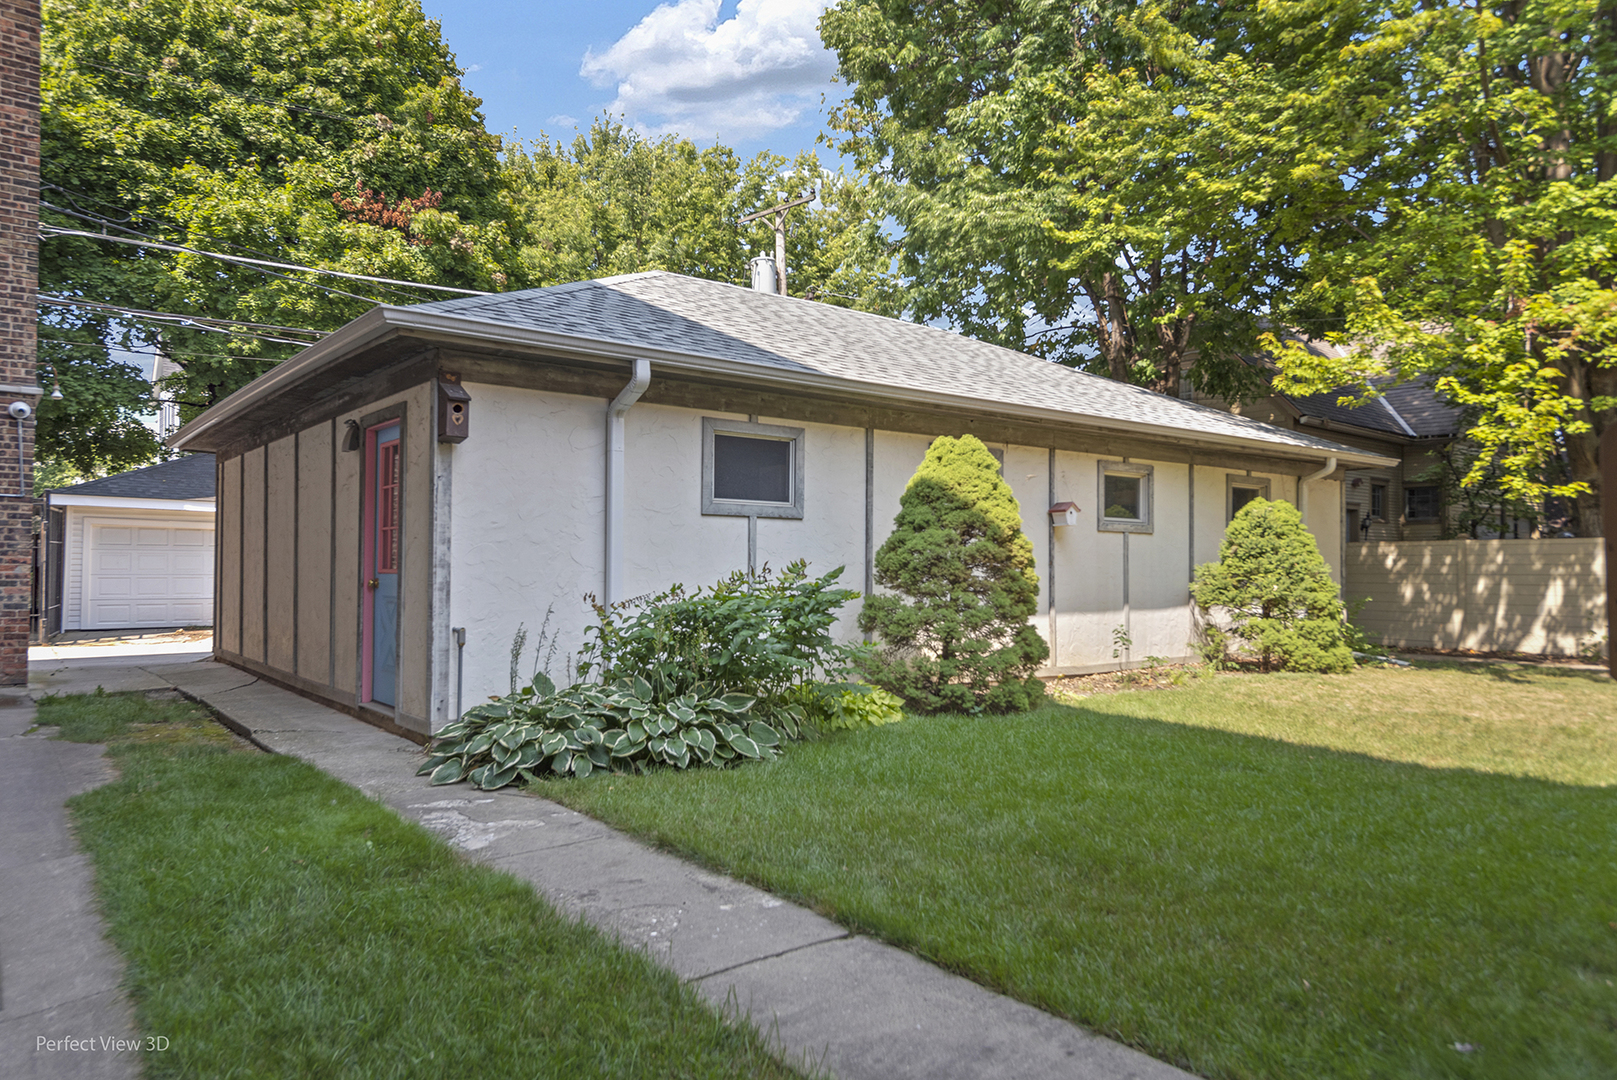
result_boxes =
[1344,538,1606,657]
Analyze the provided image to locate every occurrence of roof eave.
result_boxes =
[174,305,1399,470]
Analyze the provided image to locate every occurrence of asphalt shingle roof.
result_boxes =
[52,453,215,500]
[415,272,1371,460]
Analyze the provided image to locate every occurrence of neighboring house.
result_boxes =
[1191,341,1494,545]
[170,271,1393,737]
[41,454,216,636]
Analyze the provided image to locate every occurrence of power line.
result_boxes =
[38,336,286,365]
[38,295,328,346]
[44,184,423,302]
[41,199,435,307]
[40,224,489,298]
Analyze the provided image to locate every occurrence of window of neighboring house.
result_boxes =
[1098,461,1153,533]
[1227,475,1270,523]
[1370,483,1387,520]
[1405,485,1440,521]
[701,418,805,518]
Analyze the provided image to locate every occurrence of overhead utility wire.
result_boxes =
[39,224,490,297]
[41,199,436,307]
[44,187,422,303]
[38,336,288,366]
[38,295,328,346]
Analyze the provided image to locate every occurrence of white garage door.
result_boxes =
[83,518,215,630]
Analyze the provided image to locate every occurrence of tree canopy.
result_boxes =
[40,0,896,477]
[821,0,1616,534]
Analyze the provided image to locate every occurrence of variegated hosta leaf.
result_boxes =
[428,758,466,785]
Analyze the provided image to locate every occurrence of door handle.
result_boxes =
[366,578,379,590]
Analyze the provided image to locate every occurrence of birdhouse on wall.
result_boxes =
[1049,501,1080,527]
[437,372,471,443]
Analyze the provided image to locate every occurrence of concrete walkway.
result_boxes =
[25,655,1195,1080]
[0,689,139,1079]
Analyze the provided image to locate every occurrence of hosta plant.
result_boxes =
[420,674,791,790]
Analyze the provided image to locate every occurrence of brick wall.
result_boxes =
[0,1,39,682]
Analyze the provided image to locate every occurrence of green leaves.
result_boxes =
[859,435,1048,714]
[1190,499,1355,674]
[420,680,789,790]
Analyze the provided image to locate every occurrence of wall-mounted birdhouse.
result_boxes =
[437,372,471,443]
[1049,501,1080,527]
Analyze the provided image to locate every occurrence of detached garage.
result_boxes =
[41,454,216,636]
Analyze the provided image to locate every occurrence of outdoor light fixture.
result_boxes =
[341,419,361,452]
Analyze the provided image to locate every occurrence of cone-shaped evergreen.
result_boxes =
[1190,498,1355,673]
[858,435,1049,712]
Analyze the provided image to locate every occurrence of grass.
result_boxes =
[48,691,800,1080]
[543,662,1617,1080]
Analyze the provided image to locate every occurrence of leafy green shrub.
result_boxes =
[859,434,1048,713]
[578,560,861,705]
[424,562,868,789]
[1190,497,1355,674]
[423,675,788,788]
[782,681,906,733]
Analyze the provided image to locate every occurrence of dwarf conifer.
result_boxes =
[1190,498,1355,673]
[858,435,1049,712]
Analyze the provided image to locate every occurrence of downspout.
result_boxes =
[1297,456,1338,531]
[604,359,652,606]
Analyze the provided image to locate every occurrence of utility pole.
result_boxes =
[738,189,815,296]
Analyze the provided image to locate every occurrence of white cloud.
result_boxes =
[581,0,836,140]
[547,114,581,130]
[464,63,482,73]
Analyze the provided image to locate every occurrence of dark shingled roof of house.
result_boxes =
[1246,338,1464,440]
[411,272,1379,460]
[50,453,215,500]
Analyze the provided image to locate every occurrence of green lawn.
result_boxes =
[544,663,1617,1080]
[49,692,799,1080]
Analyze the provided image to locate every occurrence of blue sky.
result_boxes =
[425,0,844,163]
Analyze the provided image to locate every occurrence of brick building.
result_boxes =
[0,1,40,682]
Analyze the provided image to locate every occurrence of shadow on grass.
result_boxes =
[1405,658,1613,685]
[557,696,1617,1079]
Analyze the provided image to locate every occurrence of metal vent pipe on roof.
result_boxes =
[749,256,778,294]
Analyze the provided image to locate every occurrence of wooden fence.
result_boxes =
[1343,538,1607,657]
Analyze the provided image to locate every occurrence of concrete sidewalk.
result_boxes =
[33,658,1195,1080]
[0,690,139,1080]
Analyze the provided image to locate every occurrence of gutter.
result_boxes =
[172,305,1397,471]
[1296,456,1338,526]
[604,359,651,605]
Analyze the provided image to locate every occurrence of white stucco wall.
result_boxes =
[444,383,1347,719]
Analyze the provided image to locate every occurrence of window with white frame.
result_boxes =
[1227,475,1270,522]
[1097,461,1152,533]
[701,418,805,518]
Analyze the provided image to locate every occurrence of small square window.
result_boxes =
[1226,475,1270,523]
[702,418,804,518]
[1405,485,1440,521]
[1098,461,1152,533]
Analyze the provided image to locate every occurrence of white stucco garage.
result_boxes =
[42,454,216,635]
[170,272,1394,737]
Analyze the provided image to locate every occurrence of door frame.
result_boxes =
[359,412,408,707]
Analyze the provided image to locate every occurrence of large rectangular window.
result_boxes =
[701,418,805,518]
[1097,461,1153,533]
[1405,485,1440,521]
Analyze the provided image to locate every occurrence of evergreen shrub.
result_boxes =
[859,434,1049,712]
[1190,498,1355,673]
